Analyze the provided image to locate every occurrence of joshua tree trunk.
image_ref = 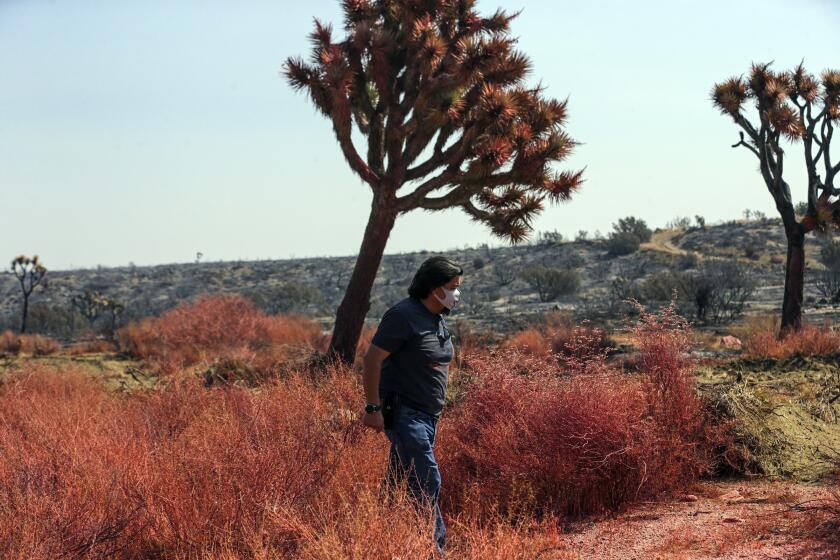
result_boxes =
[781,225,805,335]
[20,296,29,334]
[327,194,398,365]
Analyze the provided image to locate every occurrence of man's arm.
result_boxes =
[361,343,391,431]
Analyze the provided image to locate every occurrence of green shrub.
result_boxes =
[820,240,840,270]
[604,231,642,256]
[614,216,652,243]
[521,266,580,302]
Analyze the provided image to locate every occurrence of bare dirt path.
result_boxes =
[558,480,838,559]
[642,229,691,257]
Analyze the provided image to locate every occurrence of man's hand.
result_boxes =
[361,410,384,432]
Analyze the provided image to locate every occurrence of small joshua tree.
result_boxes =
[72,290,125,339]
[72,290,106,329]
[713,62,840,335]
[11,255,48,334]
[103,297,125,340]
[285,0,584,364]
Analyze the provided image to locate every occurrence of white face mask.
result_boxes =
[434,286,461,310]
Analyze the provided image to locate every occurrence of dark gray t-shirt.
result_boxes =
[372,296,454,418]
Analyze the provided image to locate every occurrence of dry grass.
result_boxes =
[0,330,61,356]
[734,314,840,359]
[0,304,741,558]
[501,310,613,374]
[116,293,329,375]
[440,303,721,522]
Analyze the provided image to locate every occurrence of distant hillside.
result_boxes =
[3,218,839,340]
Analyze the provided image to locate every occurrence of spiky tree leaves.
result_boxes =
[10,255,48,334]
[285,0,583,365]
[712,62,840,335]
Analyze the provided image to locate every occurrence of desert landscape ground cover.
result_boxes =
[1,293,838,559]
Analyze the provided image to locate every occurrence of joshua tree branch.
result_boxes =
[396,167,459,211]
[732,131,760,158]
[405,125,477,181]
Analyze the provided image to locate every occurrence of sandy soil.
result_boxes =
[557,480,838,560]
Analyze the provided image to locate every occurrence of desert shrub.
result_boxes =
[743,244,761,260]
[0,331,60,356]
[738,315,840,359]
[539,311,613,374]
[820,240,840,270]
[0,359,600,559]
[603,217,652,256]
[604,231,642,256]
[66,339,117,356]
[641,270,690,303]
[492,260,518,287]
[484,286,501,302]
[441,304,713,521]
[534,229,564,246]
[0,330,19,354]
[246,281,325,315]
[0,362,433,559]
[472,256,485,270]
[501,328,549,356]
[645,260,755,323]
[675,252,698,270]
[520,266,580,302]
[613,216,652,242]
[30,335,61,356]
[694,260,756,323]
[23,300,83,339]
[116,293,327,375]
[814,268,840,303]
[555,251,586,269]
[816,240,840,302]
[666,216,691,229]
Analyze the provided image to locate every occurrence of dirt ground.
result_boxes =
[559,480,838,560]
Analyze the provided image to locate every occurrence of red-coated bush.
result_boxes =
[501,311,614,374]
[116,293,329,374]
[439,303,714,522]
[0,361,586,559]
[741,318,840,359]
[0,330,60,356]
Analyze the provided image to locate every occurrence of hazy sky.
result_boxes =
[2,0,838,270]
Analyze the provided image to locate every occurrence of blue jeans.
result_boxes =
[384,402,446,552]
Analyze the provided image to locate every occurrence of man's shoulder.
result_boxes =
[383,297,431,328]
[391,297,421,314]
[379,297,415,322]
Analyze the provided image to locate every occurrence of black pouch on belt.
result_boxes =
[382,392,399,430]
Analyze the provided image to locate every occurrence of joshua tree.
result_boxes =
[74,290,123,328]
[72,290,126,339]
[103,297,125,340]
[72,290,106,330]
[285,0,583,364]
[11,255,48,334]
[712,62,840,335]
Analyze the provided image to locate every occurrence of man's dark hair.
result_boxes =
[408,256,463,300]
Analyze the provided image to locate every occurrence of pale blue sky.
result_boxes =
[2,0,838,270]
